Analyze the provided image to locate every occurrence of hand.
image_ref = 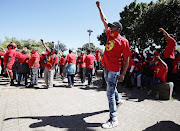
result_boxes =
[96,1,100,8]
[40,39,43,43]
[159,28,164,32]
[118,74,125,82]
[52,41,54,43]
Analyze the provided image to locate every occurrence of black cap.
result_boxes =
[108,22,123,31]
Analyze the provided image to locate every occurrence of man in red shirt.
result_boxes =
[172,51,180,93]
[95,49,101,70]
[59,54,66,78]
[79,51,86,83]
[41,39,58,88]
[160,28,176,82]
[147,56,168,99]
[28,48,40,88]
[84,49,95,87]
[96,1,131,129]
[0,47,5,75]
[4,42,17,86]
[17,50,31,86]
[124,56,135,89]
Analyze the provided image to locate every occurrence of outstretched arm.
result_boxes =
[0,47,6,53]
[40,39,50,51]
[96,1,108,30]
[159,28,171,40]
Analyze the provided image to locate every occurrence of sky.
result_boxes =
[0,0,156,51]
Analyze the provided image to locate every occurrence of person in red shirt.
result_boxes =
[4,42,17,86]
[96,1,131,129]
[64,49,77,88]
[147,56,168,99]
[17,50,31,86]
[160,28,176,82]
[172,51,180,93]
[41,39,58,89]
[95,49,101,70]
[124,56,135,89]
[79,51,86,83]
[59,54,66,78]
[84,49,95,86]
[28,48,40,88]
[0,47,5,75]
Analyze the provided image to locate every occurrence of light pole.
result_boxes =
[87,29,93,48]
[57,40,60,55]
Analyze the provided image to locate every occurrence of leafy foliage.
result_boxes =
[0,37,67,54]
[97,0,180,52]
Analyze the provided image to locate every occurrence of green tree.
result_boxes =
[55,42,67,52]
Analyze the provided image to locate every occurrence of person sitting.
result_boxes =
[147,56,168,99]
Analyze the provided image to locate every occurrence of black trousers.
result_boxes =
[80,67,86,83]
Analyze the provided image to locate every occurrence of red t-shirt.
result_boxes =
[59,56,66,66]
[44,54,58,69]
[163,37,176,59]
[154,64,168,83]
[20,54,31,64]
[66,53,76,64]
[96,52,101,62]
[15,52,23,62]
[80,54,86,68]
[0,52,5,65]
[127,58,135,70]
[85,54,95,69]
[29,53,40,68]
[172,55,180,74]
[3,49,16,66]
[102,27,131,72]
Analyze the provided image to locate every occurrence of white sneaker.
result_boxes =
[116,99,124,108]
[102,117,118,129]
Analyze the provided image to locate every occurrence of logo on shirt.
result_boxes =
[156,68,160,74]
[47,56,51,64]
[105,40,114,51]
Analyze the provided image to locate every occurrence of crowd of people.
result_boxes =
[0,39,102,89]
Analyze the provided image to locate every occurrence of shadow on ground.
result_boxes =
[4,110,108,131]
[143,121,180,131]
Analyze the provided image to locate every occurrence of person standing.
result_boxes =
[28,48,40,88]
[0,47,5,75]
[64,49,76,88]
[3,42,17,86]
[96,1,131,129]
[84,49,95,87]
[79,51,86,83]
[41,39,58,89]
[17,50,31,86]
[159,28,176,82]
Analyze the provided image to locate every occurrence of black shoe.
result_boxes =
[27,84,34,88]
[10,82,15,86]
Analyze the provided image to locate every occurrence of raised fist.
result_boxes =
[96,1,100,7]
[159,28,164,32]
[40,39,43,42]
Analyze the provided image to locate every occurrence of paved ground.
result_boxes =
[0,73,180,131]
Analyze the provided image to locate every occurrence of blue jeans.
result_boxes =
[67,75,74,86]
[104,68,120,118]
[18,73,28,85]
